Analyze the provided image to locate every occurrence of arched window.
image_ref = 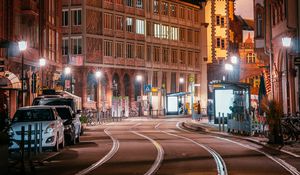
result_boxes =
[246,53,256,64]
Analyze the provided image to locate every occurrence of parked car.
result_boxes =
[9,106,65,151]
[54,106,81,144]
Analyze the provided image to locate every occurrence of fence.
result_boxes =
[9,123,44,173]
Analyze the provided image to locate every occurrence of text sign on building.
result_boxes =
[144,84,152,93]
[294,57,300,65]
[69,55,83,66]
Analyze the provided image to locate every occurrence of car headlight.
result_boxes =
[45,123,55,134]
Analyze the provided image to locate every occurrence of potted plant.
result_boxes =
[80,114,88,135]
[261,97,283,144]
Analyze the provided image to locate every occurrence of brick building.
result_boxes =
[254,0,300,114]
[0,0,62,117]
[61,0,208,114]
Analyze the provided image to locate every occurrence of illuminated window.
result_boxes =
[246,53,256,63]
[154,23,160,38]
[170,27,179,40]
[126,17,133,32]
[161,25,169,39]
[136,19,145,35]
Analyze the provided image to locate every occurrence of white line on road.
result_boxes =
[177,122,300,175]
[75,128,120,175]
[215,136,300,175]
[158,122,227,175]
[131,131,164,175]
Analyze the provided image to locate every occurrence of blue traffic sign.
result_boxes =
[144,84,152,93]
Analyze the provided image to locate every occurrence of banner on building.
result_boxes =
[69,55,83,66]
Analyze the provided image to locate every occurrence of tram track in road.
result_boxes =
[176,122,300,175]
[155,122,227,175]
[75,128,120,175]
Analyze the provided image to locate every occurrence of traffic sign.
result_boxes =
[189,75,195,82]
[144,84,152,93]
[151,87,158,92]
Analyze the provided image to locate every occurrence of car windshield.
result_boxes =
[35,98,75,112]
[56,108,72,120]
[13,109,54,122]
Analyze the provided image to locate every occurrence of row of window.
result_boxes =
[62,9,81,26]
[105,0,200,22]
[104,14,200,43]
[62,37,201,66]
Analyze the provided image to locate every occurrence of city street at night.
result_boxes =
[8,117,299,175]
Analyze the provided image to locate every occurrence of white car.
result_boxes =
[9,106,65,151]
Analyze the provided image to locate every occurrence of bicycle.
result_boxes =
[281,116,300,142]
[129,108,138,117]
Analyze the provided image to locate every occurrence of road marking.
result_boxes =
[75,128,119,175]
[154,123,162,129]
[131,131,164,175]
[215,136,300,175]
[158,122,227,175]
[177,122,300,175]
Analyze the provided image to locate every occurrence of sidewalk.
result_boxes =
[183,117,300,157]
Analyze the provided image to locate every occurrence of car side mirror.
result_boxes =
[77,110,81,114]
[72,113,76,118]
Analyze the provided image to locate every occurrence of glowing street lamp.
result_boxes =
[231,56,238,64]
[18,40,27,106]
[64,67,71,75]
[95,70,102,78]
[282,37,292,48]
[136,74,143,82]
[179,77,184,84]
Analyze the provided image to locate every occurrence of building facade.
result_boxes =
[0,0,62,117]
[254,0,300,114]
[61,0,208,114]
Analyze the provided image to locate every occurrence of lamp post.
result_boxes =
[282,36,292,113]
[39,58,46,90]
[18,41,27,107]
[136,74,143,116]
[64,66,71,92]
[95,70,102,123]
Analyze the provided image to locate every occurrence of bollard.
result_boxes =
[39,123,42,153]
[34,123,38,155]
[218,112,221,131]
[21,126,25,173]
[28,125,32,159]
[222,113,225,132]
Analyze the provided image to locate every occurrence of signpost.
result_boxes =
[144,84,152,93]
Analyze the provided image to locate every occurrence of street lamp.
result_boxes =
[136,74,143,116]
[179,77,184,84]
[64,67,72,92]
[231,56,238,64]
[39,58,46,89]
[18,40,27,107]
[95,70,102,123]
[225,63,233,71]
[282,36,292,113]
